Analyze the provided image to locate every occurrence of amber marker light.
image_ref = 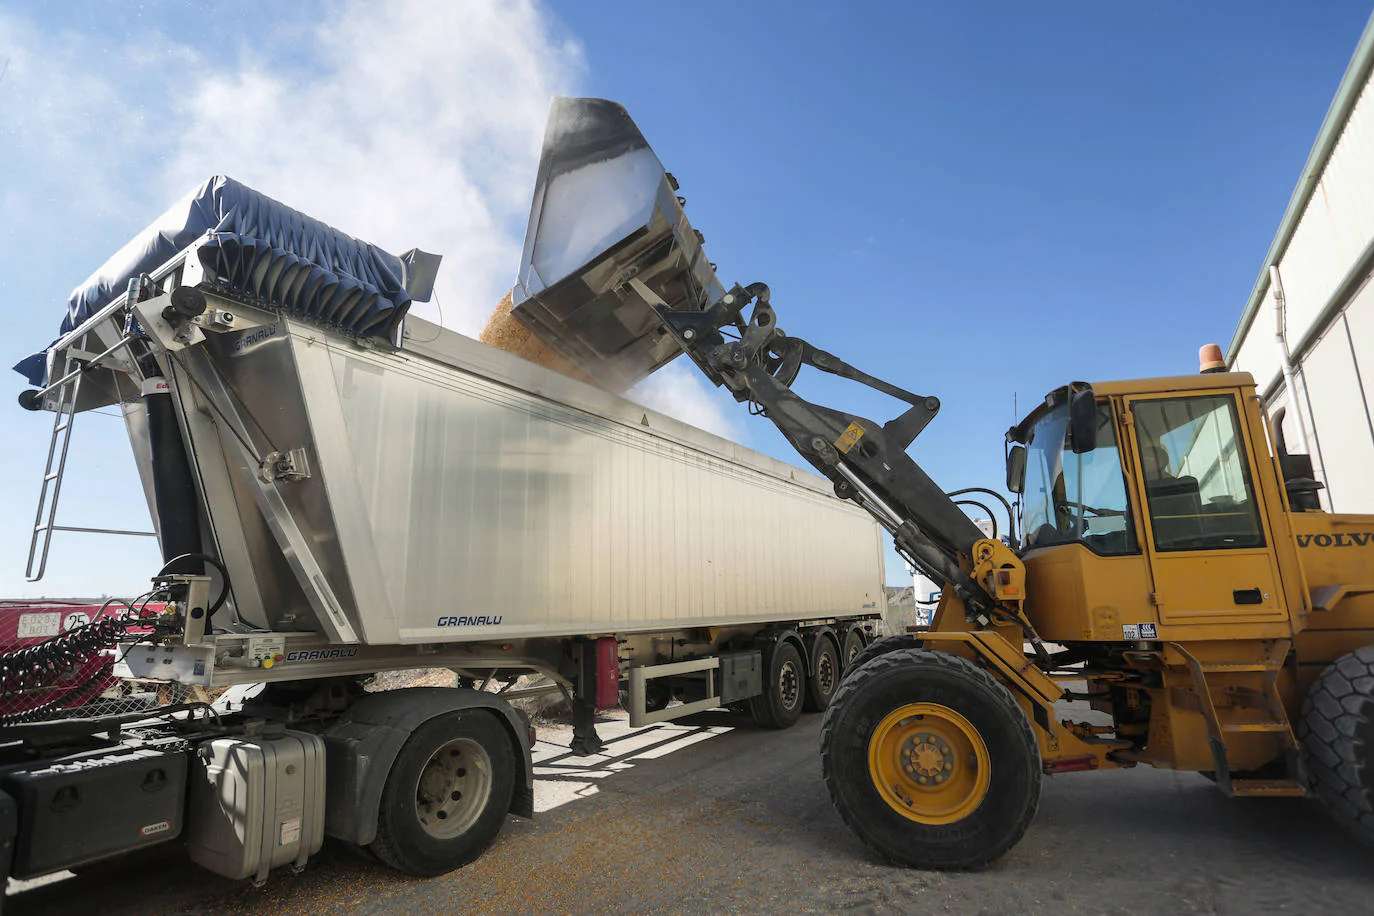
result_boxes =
[1198,343,1227,374]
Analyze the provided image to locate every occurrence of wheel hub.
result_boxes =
[866,702,991,825]
[817,654,836,694]
[779,660,800,708]
[413,737,493,840]
[903,733,954,784]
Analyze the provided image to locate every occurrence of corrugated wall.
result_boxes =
[1231,58,1374,513]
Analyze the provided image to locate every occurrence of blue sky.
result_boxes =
[0,1,1370,598]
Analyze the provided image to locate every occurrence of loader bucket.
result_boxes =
[510,97,724,390]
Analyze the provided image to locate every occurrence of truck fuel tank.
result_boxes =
[508,97,724,391]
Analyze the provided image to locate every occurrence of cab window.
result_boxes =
[1022,402,1136,555]
[1132,395,1265,551]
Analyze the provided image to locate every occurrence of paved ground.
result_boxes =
[9,705,1374,916]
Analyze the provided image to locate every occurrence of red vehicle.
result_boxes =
[0,600,165,719]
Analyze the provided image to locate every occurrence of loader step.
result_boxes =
[1198,662,1282,673]
[1231,779,1307,798]
[1219,721,1290,733]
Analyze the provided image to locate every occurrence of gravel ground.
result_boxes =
[9,702,1373,916]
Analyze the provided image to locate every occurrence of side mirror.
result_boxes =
[1006,444,1026,494]
[1068,382,1098,455]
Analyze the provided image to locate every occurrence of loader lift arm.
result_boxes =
[638,278,1009,625]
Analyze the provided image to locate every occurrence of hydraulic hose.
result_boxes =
[157,552,232,619]
[946,487,1017,546]
[0,599,159,698]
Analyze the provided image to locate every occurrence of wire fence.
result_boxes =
[0,599,196,722]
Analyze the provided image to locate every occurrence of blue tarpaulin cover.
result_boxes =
[15,176,432,385]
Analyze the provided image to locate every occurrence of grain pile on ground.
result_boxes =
[365,668,457,691]
[481,292,598,386]
[364,668,571,720]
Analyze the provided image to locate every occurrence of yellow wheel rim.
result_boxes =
[866,702,991,825]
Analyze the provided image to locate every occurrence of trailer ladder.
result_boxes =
[25,333,157,581]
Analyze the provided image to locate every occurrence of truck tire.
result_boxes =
[1300,646,1374,847]
[821,647,1041,869]
[841,629,867,670]
[370,710,516,875]
[805,635,842,712]
[843,634,923,680]
[748,641,806,729]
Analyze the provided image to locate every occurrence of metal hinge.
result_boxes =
[260,447,311,483]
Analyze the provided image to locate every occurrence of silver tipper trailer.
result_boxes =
[3,164,884,885]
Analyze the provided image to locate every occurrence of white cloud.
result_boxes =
[627,361,746,443]
[0,14,190,254]
[161,0,584,335]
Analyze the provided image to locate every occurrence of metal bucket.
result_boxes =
[510,97,723,390]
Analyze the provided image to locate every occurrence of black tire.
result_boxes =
[748,641,806,729]
[1300,645,1374,847]
[370,711,516,875]
[619,684,673,714]
[805,635,842,712]
[841,629,867,671]
[843,634,924,680]
[821,647,1041,869]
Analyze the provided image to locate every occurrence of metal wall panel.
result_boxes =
[1232,69,1374,392]
[1295,311,1374,513]
[1274,72,1374,345]
[163,308,885,646]
[1232,296,1282,398]
[323,334,884,642]
[1230,61,1374,519]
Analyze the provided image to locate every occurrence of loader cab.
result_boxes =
[1007,375,1304,643]
[1013,393,1137,558]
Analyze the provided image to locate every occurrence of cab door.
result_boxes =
[1121,391,1288,628]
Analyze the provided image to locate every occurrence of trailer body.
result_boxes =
[4,175,884,891]
[123,298,884,648]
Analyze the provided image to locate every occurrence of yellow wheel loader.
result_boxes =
[511,98,1374,868]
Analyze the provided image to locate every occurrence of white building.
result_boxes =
[1227,15,1374,513]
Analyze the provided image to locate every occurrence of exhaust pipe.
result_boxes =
[509,97,724,390]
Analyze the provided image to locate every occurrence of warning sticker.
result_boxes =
[280,817,302,846]
[1123,623,1158,640]
[17,612,61,639]
[834,422,866,454]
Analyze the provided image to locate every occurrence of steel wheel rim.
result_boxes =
[817,651,836,696]
[414,736,493,839]
[778,659,801,710]
[867,702,990,825]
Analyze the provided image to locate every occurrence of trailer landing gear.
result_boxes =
[570,701,605,757]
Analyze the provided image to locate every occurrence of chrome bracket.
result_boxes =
[261,448,312,483]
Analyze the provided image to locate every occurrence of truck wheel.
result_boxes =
[805,636,842,712]
[370,711,515,875]
[748,641,806,729]
[1300,646,1374,847]
[843,634,924,680]
[841,628,867,670]
[821,647,1041,869]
